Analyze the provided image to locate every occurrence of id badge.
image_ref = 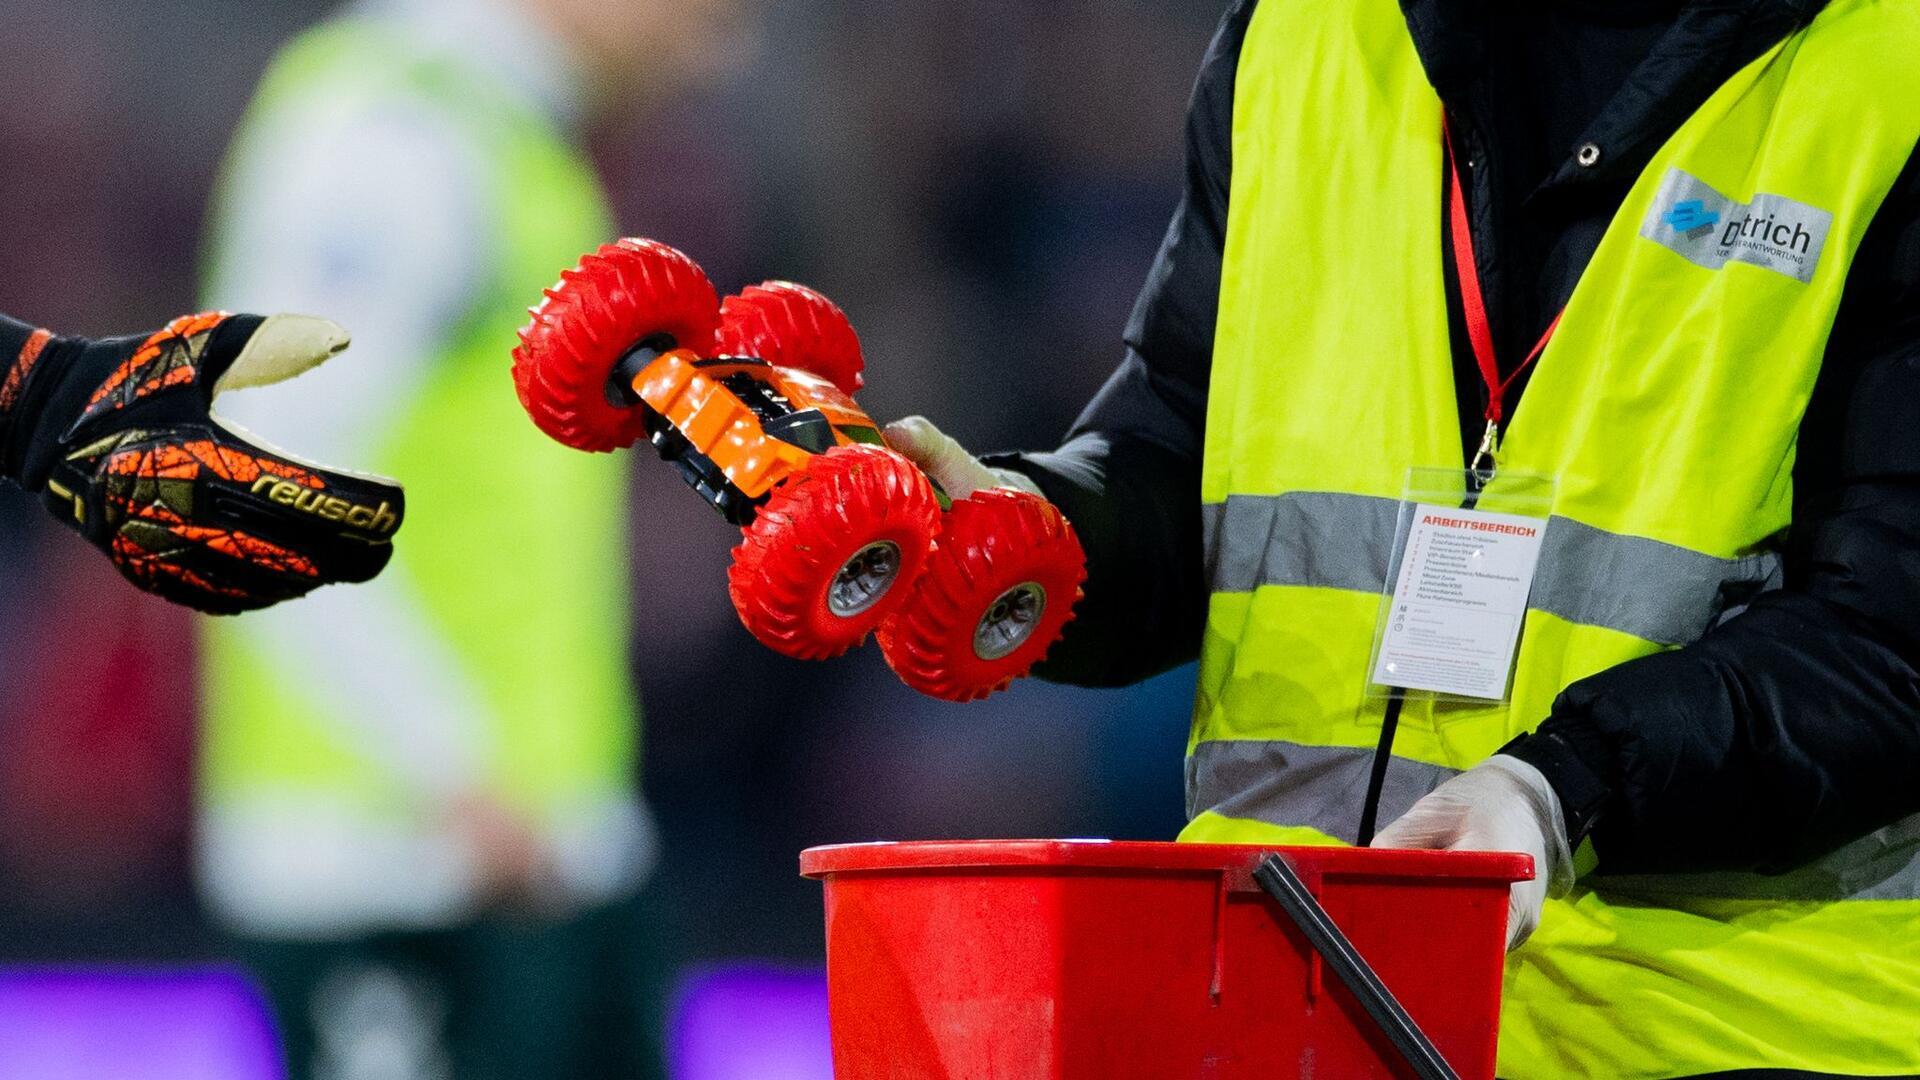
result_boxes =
[1365,467,1554,705]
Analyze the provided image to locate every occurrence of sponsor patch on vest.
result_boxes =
[1639,167,1831,284]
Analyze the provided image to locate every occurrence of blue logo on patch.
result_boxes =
[1662,199,1721,234]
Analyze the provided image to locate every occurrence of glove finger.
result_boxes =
[884,415,994,498]
[197,434,403,586]
[206,314,352,397]
[1370,821,1434,849]
[1370,803,1463,849]
[108,513,325,615]
[1507,885,1543,950]
[882,415,948,464]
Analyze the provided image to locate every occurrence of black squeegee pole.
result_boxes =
[1252,853,1461,1080]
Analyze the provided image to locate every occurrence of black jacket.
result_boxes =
[1001,0,1920,877]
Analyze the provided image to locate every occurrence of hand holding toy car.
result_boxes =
[511,238,1084,701]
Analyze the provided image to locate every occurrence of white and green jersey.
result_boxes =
[199,0,647,936]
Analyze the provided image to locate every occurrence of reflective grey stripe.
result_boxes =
[1185,739,1457,845]
[1202,493,1783,646]
[1203,493,1400,595]
[1188,738,1920,902]
[1534,515,1783,645]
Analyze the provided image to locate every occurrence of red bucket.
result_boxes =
[800,840,1530,1079]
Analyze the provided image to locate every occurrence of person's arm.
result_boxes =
[983,0,1256,687]
[1507,153,1920,876]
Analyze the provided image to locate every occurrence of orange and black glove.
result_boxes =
[0,311,404,614]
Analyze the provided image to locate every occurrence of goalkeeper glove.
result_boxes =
[0,311,404,614]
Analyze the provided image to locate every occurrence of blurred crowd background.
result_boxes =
[0,0,1218,1073]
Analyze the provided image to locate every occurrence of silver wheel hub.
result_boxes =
[974,582,1047,661]
[828,541,903,617]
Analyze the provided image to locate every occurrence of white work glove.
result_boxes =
[1372,754,1573,950]
[883,415,1044,500]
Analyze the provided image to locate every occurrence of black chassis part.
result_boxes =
[622,348,846,528]
[644,410,765,527]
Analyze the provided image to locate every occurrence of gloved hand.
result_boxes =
[1371,754,1573,949]
[883,415,1045,500]
[0,312,404,614]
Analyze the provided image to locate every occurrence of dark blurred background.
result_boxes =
[0,0,1214,1047]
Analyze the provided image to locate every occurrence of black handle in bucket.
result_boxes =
[1253,854,1462,1080]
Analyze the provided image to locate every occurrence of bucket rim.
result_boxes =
[799,839,1532,882]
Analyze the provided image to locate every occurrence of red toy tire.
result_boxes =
[513,238,721,452]
[728,445,939,659]
[878,489,1087,702]
[716,281,865,394]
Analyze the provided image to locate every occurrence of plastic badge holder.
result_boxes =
[1365,466,1555,707]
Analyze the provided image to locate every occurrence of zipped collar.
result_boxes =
[1401,0,1827,196]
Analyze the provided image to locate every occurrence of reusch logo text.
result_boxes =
[250,475,399,533]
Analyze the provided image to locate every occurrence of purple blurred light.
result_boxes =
[670,964,833,1080]
[0,968,283,1080]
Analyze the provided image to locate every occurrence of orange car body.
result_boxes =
[630,349,882,500]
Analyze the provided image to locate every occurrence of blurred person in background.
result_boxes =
[198,0,751,1076]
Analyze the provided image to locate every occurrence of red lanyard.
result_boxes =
[1445,121,1563,471]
